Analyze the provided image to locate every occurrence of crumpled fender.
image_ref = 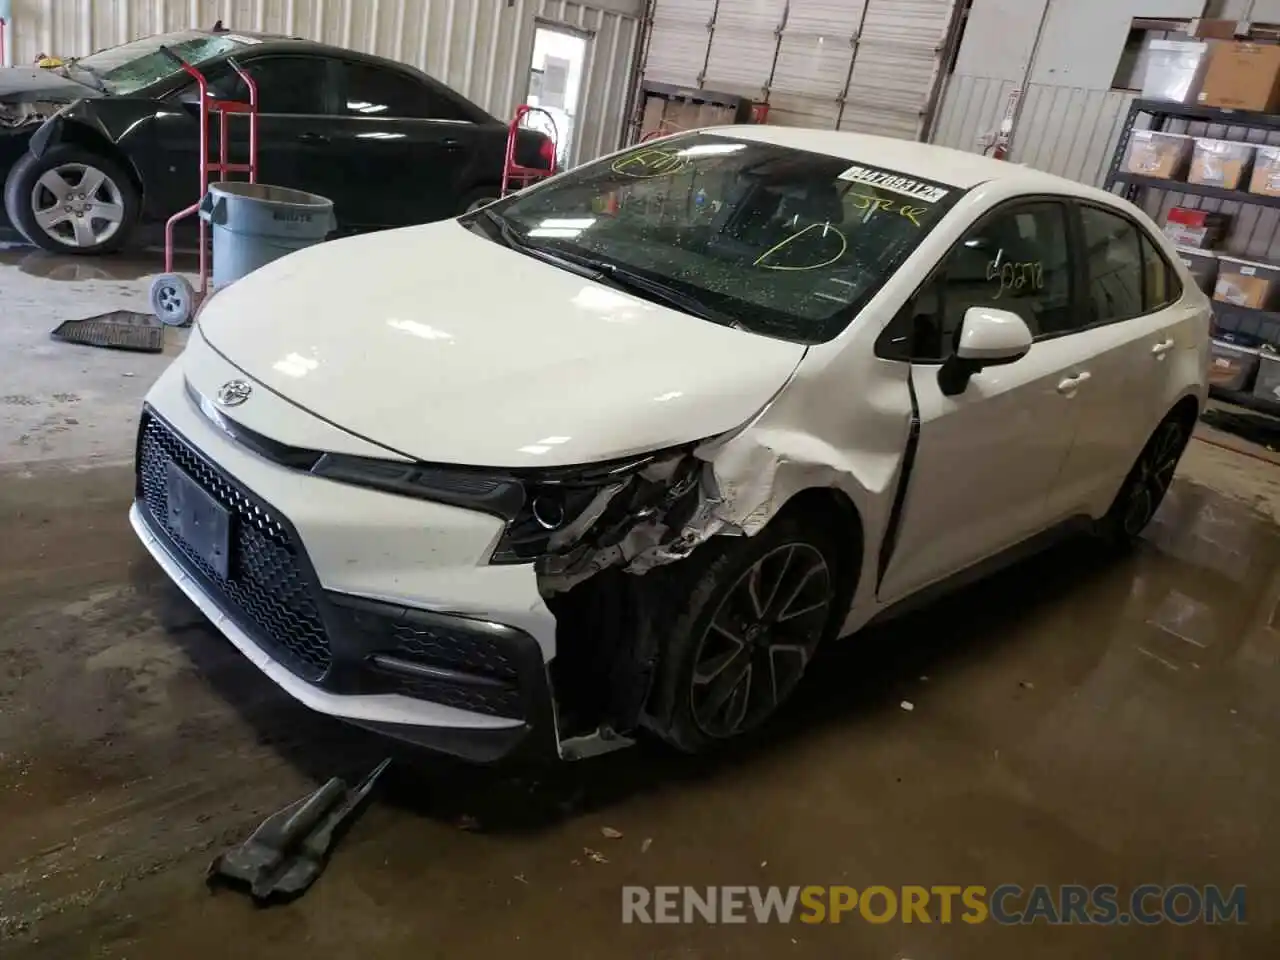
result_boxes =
[28,102,115,156]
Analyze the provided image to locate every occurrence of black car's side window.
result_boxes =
[338,62,465,121]
[1078,205,1146,325]
[208,57,330,114]
[877,202,1074,363]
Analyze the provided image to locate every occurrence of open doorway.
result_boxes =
[526,24,589,168]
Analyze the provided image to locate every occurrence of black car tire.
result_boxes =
[458,186,501,215]
[4,145,139,255]
[642,511,848,754]
[1095,410,1193,549]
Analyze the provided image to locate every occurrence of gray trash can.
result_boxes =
[199,181,337,289]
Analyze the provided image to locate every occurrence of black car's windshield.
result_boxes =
[484,133,962,343]
[73,32,250,96]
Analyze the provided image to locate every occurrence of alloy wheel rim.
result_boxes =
[1122,422,1184,536]
[30,163,125,248]
[690,543,834,739]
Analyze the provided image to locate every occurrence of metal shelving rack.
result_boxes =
[1104,98,1280,412]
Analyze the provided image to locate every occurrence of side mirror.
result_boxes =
[938,306,1032,396]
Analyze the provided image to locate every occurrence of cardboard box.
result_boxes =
[1141,40,1212,103]
[1189,138,1255,189]
[1199,42,1280,111]
[1191,19,1249,41]
[1122,130,1193,179]
[1208,339,1261,390]
[1177,247,1219,293]
[1214,255,1280,309]
[1164,207,1230,248]
[1250,145,1280,196]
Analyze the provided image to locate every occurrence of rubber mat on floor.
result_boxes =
[50,311,165,353]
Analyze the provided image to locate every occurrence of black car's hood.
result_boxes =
[0,68,102,103]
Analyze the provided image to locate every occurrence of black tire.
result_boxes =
[4,145,139,255]
[642,512,852,754]
[458,185,501,216]
[1095,411,1193,548]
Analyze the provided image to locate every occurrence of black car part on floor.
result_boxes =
[49,310,164,352]
[207,757,391,904]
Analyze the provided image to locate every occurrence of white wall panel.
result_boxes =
[642,0,714,86]
[4,0,641,164]
[702,0,786,98]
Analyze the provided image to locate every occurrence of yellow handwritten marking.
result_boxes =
[846,192,929,227]
[985,259,1045,300]
[753,222,848,271]
[610,148,690,178]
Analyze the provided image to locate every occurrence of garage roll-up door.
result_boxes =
[640,0,959,141]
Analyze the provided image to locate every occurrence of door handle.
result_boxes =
[1057,371,1092,394]
[1151,338,1175,357]
[440,136,462,149]
[298,131,330,144]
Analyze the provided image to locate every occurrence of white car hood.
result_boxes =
[197,221,807,468]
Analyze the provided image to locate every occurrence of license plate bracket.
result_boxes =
[166,461,233,579]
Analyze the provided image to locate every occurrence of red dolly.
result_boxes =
[500,104,559,198]
[148,49,259,327]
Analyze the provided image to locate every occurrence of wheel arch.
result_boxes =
[1167,391,1202,431]
[31,116,146,202]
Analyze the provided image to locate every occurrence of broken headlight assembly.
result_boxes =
[310,448,704,567]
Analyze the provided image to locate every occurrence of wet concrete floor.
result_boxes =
[1,462,1276,959]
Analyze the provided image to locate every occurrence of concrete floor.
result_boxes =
[2,252,1279,958]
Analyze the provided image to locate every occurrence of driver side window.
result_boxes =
[878,202,1074,363]
[200,57,331,114]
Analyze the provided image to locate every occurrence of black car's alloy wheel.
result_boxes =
[5,146,139,255]
[689,543,834,739]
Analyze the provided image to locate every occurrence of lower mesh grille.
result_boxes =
[137,413,333,680]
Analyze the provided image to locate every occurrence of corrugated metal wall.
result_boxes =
[4,0,641,165]
[932,75,1137,186]
[640,0,960,141]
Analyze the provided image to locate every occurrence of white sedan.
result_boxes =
[131,127,1210,762]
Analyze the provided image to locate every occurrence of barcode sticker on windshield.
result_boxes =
[837,165,950,204]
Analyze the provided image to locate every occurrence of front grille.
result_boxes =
[137,413,332,680]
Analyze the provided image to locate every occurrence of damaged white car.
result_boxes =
[131,127,1210,762]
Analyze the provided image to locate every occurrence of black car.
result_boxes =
[0,28,554,255]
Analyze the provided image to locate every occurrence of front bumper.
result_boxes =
[130,353,564,764]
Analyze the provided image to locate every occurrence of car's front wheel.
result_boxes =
[4,145,139,255]
[643,512,848,753]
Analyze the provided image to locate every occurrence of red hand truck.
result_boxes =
[149,48,259,326]
[500,105,559,198]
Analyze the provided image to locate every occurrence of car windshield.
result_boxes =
[485,133,962,343]
[72,32,250,96]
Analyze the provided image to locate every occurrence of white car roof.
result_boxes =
[702,124,1094,196]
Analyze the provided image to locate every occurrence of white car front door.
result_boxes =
[874,199,1094,602]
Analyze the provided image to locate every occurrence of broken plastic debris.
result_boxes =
[899,700,914,712]
[600,826,623,839]
[1019,680,1035,690]
[583,847,609,864]
[641,837,653,853]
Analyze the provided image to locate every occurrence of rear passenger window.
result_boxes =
[1079,206,1144,324]
[1141,233,1181,311]
[339,62,465,120]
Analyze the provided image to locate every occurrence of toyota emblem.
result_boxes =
[216,379,252,407]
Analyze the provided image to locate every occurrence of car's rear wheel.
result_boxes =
[459,186,501,215]
[1096,411,1193,547]
[4,146,139,255]
[643,513,847,753]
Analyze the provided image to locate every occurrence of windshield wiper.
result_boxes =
[477,207,527,251]
[64,61,107,92]
[545,249,738,327]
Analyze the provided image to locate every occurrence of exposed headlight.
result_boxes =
[310,449,696,565]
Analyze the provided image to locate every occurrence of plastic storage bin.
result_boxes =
[1177,247,1219,293]
[1209,339,1261,391]
[1252,352,1280,404]
[1188,138,1255,189]
[1122,131,1193,179]
[1250,145,1280,197]
[1214,255,1280,310]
